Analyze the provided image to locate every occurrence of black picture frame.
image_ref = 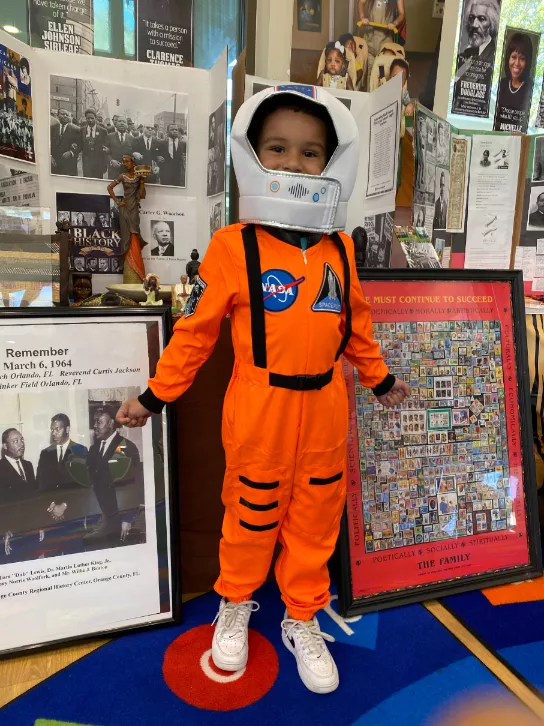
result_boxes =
[0,307,181,657]
[339,269,542,617]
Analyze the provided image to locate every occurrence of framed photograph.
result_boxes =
[339,269,541,617]
[297,1,322,32]
[0,308,180,656]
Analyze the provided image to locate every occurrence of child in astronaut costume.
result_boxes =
[117,86,409,694]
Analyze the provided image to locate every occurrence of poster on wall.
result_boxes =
[140,196,197,284]
[0,309,179,655]
[28,0,93,55]
[207,101,226,197]
[297,1,322,32]
[208,193,225,240]
[451,0,501,118]
[56,192,123,275]
[339,270,540,616]
[536,78,544,128]
[49,76,188,188]
[493,27,540,133]
[137,0,193,67]
[0,44,35,164]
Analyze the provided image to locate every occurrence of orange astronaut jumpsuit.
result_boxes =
[142,223,391,621]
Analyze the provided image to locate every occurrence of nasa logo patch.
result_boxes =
[185,275,207,318]
[312,263,343,313]
[261,269,305,313]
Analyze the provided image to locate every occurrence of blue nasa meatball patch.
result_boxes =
[261,269,305,312]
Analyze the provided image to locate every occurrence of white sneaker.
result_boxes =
[281,611,339,694]
[211,598,260,671]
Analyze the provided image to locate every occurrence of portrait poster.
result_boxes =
[207,100,226,197]
[451,0,502,118]
[0,43,35,164]
[536,78,544,128]
[493,27,540,134]
[297,1,322,32]
[28,0,93,55]
[0,309,179,655]
[50,75,188,188]
[140,195,198,285]
[56,192,123,275]
[136,0,193,67]
[339,271,540,616]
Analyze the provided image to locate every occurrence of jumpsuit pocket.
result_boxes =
[226,465,286,539]
[297,460,347,539]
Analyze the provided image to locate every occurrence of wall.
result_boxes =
[404,0,442,54]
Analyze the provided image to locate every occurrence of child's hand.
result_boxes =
[116,399,152,428]
[376,379,410,409]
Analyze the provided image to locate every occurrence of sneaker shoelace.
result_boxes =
[281,618,335,659]
[212,600,260,638]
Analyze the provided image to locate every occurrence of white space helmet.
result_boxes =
[231,84,359,234]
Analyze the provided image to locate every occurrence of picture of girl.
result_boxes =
[357,0,406,83]
[338,33,367,90]
[494,32,536,134]
[317,41,355,91]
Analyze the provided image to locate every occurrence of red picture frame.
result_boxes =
[339,270,542,616]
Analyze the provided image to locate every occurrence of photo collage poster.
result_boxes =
[0,315,174,654]
[344,279,529,602]
[50,75,189,188]
[0,42,35,164]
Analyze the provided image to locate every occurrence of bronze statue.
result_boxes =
[107,154,150,284]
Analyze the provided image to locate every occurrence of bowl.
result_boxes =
[106,283,172,302]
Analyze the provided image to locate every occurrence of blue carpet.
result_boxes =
[443,589,544,692]
[2,583,517,726]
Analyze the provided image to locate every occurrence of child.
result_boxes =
[390,58,413,116]
[338,33,365,90]
[117,87,409,694]
[318,41,355,90]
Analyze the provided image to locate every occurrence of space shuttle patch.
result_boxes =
[312,263,343,314]
[185,276,207,318]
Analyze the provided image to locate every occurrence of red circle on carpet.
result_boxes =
[163,625,279,711]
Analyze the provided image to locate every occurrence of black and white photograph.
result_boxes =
[425,159,436,205]
[56,192,123,275]
[0,43,35,163]
[436,120,450,166]
[425,115,437,162]
[361,213,393,268]
[400,240,441,269]
[50,76,188,187]
[527,186,544,231]
[533,136,544,182]
[208,194,224,239]
[207,100,226,196]
[433,168,450,230]
[451,0,501,118]
[415,111,427,193]
[0,389,144,566]
[0,311,178,656]
[150,220,175,257]
[414,204,426,228]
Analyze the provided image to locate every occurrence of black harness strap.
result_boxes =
[331,232,352,360]
[241,224,267,369]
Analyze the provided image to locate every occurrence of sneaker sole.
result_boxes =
[281,631,339,694]
[211,648,248,672]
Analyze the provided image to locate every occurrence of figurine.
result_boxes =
[186,249,201,283]
[140,273,162,306]
[72,274,92,303]
[172,273,193,313]
[107,154,149,284]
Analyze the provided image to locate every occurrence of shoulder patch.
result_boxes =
[185,276,207,318]
[312,263,343,313]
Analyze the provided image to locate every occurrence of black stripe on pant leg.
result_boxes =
[239,475,279,490]
[309,472,343,485]
[240,519,279,532]
[239,497,279,511]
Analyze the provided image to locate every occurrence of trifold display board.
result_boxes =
[0,29,227,292]
[236,72,402,266]
[413,103,532,275]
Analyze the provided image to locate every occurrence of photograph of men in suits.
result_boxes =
[81,109,109,179]
[0,428,37,504]
[107,116,133,180]
[132,125,163,184]
[159,123,186,187]
[150,220,175,257]
[433,170,449,230]
[453,0,500,115]
[37,414,88,492]
[51,108,80,176]
[84,406,142,544]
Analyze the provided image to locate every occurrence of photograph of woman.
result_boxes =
[357,0,406,83]
[493,31,537,134]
